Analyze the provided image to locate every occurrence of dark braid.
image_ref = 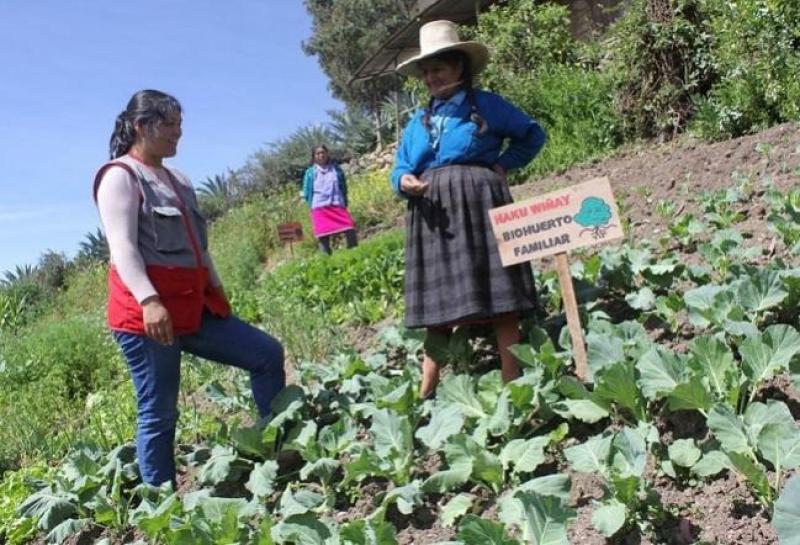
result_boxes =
[420,50,487,136]
[110,111,136,160]
[109,90,182,159]
[467,89,488,136]
[422,96,437,132]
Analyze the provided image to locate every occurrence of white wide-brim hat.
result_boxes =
[396,20,490,77]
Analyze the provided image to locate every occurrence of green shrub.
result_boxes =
[692,0,800,139]
[471,0,622,178]
[509,66,620,179]
[605,0,716,139]
[0,280,46,335]
[0,465,49,544]
[347,168,401,230]
[606,0,799,141]
[1,314,119,398]
[0,383,81,469]
[259,230,405,324]
[55,261,107,318]
[0,289,29,335]
[209,190,309,295]
[0,314,123,467]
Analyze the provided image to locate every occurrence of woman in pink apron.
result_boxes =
[302,145,358,254]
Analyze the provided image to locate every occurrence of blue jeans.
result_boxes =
[113,311,285,486]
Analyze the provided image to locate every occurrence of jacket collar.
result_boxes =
[433,89,467,111]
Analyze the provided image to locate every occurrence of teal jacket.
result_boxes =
[302,164,348,207]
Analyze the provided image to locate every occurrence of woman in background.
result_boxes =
[93,89,285,486]
[302,145,358,254]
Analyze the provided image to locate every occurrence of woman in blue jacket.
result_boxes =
[391,21,546,398]
[302,145,358,254]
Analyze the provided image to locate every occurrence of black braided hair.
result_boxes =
[109,90,182,159]
[420,50,487,136]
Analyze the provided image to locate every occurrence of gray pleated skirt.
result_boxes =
[404,164,537,329]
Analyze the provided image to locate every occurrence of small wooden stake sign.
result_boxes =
[489,177,623,381]
[277,222,304,256]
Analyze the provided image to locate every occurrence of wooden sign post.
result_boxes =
[277,222,304,256]
[489,177,623,381]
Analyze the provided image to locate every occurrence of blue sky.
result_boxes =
[0,1,341,276]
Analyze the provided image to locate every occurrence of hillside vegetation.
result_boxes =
[1,1,800,544]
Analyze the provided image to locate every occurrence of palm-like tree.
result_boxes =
[198,174,233,200]
[242,124,340,194]
[328,90,418,154]
[76,227,109,264]
[2,264,37,287]
[277,124,339,165]
[379,90,419,141]
[328,108,376,154]
[197,174,237,220]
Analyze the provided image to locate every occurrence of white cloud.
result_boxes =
[0,206,55,223]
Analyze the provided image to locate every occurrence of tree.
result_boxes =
[302,0,416,141]
[2,264,36,288]
[469,0,622,176]
[36,250,70,291]
[239,124,339,194]
[327,90,417,155]
[75,227,109,264]
[198,173,237,220]
[327,107,376,154]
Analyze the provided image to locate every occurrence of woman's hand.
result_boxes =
[142,296,174,345]
[400,174,429,196]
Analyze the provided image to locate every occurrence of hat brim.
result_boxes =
[396,42,490,77]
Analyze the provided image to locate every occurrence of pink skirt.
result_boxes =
[310,205,356,238]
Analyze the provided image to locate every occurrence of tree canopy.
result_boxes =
[302,0,416,113]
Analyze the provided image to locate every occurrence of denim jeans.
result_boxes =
[113,311,285,486]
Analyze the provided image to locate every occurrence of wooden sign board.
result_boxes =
[277,222,304,243]
[489,177,623,266]
[490,177,623,382]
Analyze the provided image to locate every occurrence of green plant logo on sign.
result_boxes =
[575,197,615,240]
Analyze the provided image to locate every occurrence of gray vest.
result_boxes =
[103,155,211,270]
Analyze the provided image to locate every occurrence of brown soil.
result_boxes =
[513,122,800,254]
[175,463,199,497]
[565,459,783,545]
[58,525,145,545]
[359,122,800,544]
[655,470,780,545]
[331,480,387,524]
[346,316,396,357]
[526,124,800,545]
[757,373,800,420]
